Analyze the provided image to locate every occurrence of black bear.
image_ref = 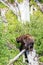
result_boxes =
[16,34,34,51]
[16,34,34,62]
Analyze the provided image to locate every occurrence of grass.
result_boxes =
[0,10,26,65]
[39,56,43,62]
[0,17,19,65]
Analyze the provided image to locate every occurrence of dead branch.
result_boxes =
[0,0,19,16]
[7,49,25,65]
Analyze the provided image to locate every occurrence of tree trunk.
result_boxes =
[18,0,30,23]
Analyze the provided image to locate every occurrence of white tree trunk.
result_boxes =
[18,0,30,23]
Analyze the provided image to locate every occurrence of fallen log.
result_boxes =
[7,49,25,65]
[26,49,39,65]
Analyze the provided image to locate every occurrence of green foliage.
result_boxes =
[39,56,43,62]
[8,0,23,3]
[30,0,36,6]
[17,0,23,3]
[30,11,43,55]
[38,0,43,3]
[0,2,6,8]
[8,0,14,3]
[0,17,20,65]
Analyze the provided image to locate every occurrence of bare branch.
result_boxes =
[7,49,25,65]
